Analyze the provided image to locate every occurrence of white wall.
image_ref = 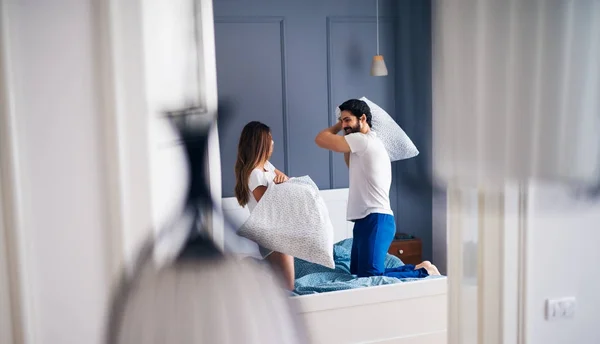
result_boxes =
[143,0,196,232]
[1,0,218,342]
[525,183,600,344]
[5,1,112,343]
[143,0,221,258]
[446,184,600,344]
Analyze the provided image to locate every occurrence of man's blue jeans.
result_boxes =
[350,213,428,278]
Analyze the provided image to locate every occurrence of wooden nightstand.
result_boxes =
[388,234,422,265]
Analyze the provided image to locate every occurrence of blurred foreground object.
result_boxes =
[104,107,309,344]
[432,0,600,187]
[111,247,307,344]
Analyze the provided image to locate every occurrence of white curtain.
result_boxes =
[433,2,600,344]
[433,0,600,187]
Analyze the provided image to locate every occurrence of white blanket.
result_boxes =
[238,176,335,268]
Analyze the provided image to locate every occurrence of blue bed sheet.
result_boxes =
[293,238,443,295]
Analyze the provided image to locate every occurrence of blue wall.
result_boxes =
[214,0,434,260]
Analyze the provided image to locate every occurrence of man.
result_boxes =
[315,99,436,278]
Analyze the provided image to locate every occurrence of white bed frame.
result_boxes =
[222,188,447,344]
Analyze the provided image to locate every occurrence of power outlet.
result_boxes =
[546,297,577,321]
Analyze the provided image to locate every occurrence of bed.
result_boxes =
[222,188,447,344]
[292,238,445,296]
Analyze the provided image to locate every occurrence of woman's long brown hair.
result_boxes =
[234,121,272,206]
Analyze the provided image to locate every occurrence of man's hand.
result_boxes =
[273,172,289,184]
[332,120,343,134]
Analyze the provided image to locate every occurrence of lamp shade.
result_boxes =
[105,109,309,344]
[370,55,388,76]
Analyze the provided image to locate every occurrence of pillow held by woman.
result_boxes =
[238,176,335,268]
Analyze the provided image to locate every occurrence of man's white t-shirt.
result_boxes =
[344,131,393,221]
[247,160,276,213]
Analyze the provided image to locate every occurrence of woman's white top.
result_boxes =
[246,160,276,212]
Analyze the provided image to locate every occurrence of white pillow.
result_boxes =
[237,176,335,268]
[335,96,419,161]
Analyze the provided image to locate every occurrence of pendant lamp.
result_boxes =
[370,0,388,76]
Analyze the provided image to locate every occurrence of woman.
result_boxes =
[234,121,295,290]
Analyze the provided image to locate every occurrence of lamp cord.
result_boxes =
[376,0,380,55]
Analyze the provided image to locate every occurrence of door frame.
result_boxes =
[446,185,529,344]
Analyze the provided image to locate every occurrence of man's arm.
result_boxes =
[315,121,351,153]
[344,152,350,167]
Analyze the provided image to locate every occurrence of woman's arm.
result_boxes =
[252,185,268,202]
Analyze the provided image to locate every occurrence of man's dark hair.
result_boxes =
[338,99,372,128]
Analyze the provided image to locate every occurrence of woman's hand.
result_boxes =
[273,173,289,184]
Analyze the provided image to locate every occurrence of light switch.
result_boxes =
[546,297,577,321]
[561,297,576,318]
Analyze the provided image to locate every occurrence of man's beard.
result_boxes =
[343,123,361,135]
